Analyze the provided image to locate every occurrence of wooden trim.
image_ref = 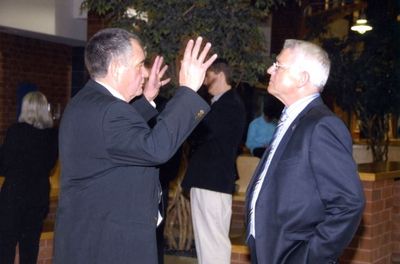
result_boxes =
[358,161,400,181]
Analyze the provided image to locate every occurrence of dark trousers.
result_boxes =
[0,206,47,264]
[156,188,169,264]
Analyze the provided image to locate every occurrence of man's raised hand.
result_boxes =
[179,37,218,92]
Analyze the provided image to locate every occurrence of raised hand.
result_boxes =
[179,37,218,92]
[143,56,171,102]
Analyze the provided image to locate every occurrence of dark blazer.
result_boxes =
[246,97,365,264]
[54,80,209,264]
[182,89,246,194]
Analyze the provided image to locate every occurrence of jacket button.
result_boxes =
[195,110,205,120]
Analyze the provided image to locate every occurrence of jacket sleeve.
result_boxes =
[306,116,365,263]
[103,87,210,166]
[130,96,158,122]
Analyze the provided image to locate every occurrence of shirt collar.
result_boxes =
[284,93,320,120]
[211,91,227,104]
[95,80,126,102]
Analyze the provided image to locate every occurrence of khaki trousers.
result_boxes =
[190,187,232,264]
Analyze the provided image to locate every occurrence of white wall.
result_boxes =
[0,0,87,46]
[353,144,400,164]
[0,0,55,35]
[55,0,87,42]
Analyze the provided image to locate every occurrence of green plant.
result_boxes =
[318,0,400,162]
[81,0,292,88]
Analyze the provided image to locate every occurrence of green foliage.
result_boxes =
[316,0,400,161]
[81,0,290,86]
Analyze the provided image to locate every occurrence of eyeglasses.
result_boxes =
[272,61,291,71]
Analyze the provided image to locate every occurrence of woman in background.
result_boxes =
[0,91,58,264]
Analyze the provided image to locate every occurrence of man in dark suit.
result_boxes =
[53,28,217,264]
[182,59,246,264]
[245,39,365,264]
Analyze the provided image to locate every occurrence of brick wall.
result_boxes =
[231,177,400,264]
[87,11,109,40]
[393,180,400,261]
[0,32,72,141]
[231,245,251,264]
[231,197,246,235]
[14,232,54,264]
[341,180,394,263]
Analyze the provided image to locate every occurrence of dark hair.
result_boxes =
[263,94,284,121]
[208,58,232,85]
[84,28,143,79]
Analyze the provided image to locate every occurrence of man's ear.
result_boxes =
[298,71,310,88]
[217,71,227,83]
[108,60,119,82]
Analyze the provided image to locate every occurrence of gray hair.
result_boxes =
[18,91,53,129]
[85,28,143,79]
[283,39,331,91]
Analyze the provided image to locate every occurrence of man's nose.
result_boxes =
[267,65,274,75]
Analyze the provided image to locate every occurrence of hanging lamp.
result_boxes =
[351,14,373,34]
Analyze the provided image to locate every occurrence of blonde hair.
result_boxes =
[283,39,331,91]
[18,91,54,129]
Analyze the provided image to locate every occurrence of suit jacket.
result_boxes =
[245,97,365,264]
[182,89,246,194]
[54,80,209,264]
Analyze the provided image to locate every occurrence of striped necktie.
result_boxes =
[247,109,288,238]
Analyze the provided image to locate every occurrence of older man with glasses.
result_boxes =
[245,39,365,264]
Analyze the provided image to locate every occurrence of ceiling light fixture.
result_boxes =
[351,14,373,34]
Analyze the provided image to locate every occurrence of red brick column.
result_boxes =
[14,232,54,264]
[231,196,246,235]
[231,195,251,264]
[341,179,396,263]
[232,175,400,264]
[393,180,400,261]
[231,245,251,264]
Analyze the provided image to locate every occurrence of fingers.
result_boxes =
[156,56,164,72]
[160,78,171,86]
[191,37,203,61]
[149,56,169,85]
[183,39,194,62]
[159,65,168,79]
[150,56,160,77]
[179,36,218,91]
[202,53,218,69]
[184,36,216,65]
[197,42,212,63]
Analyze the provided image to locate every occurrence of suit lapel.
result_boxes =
[261,97,324,190]
[246,97,325,204]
